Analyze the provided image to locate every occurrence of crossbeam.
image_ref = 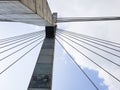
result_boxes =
[57,16,120,23]
[0,0,55,26]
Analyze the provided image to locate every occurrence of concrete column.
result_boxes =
[28,26,56,90]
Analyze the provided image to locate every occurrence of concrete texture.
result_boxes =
[28,38,55,90]
[28,26,56,90]
[0,0,54,26]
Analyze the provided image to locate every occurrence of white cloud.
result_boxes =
[49,0,120,89]
[0,0,120,90]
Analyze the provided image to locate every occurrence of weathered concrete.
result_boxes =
[28,38,55,90]
[28,26,56,90]
[0,0,55,26]
[20,0,54,25]
[0,1,56,90]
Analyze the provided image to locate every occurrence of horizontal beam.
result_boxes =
[20,0,55,25]
[57,16,120,23]
[0,13,50,26]
[0,0,55,26]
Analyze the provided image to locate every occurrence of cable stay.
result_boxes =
[58,30,120,53]
[57,31,120,58]
[57,16,120,23]
[0,39,44,75]
[0,34,44,54]
[0,31,44,42]
[56,38,99,90]
[57,33,120,67]
[0,32,44,49]
[0,31,42,43]
[58,29,120,48]
[0,31,44,46]
[0,36,44,61]
[56,35,120,83]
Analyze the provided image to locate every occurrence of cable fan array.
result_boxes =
[0,31,45,75]
[0,28,120,90]
[56,29,120,90]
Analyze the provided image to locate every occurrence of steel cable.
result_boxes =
[57,31,120,58]
[58,29,120,48]
[0,36,44,61]
[57,33,120,67]
[58,30,120,52]
[0,31,44,46]
[0,32,44,49]
[56,35,120,82]
[0,31,42,43]
[0,39,44,75]
[0,34,44,54]
[56,38,99,90]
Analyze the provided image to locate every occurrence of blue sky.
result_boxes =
[48,0,120,90]
[53,41,109,90]
[0,0,120,90]
[0,23,44,90]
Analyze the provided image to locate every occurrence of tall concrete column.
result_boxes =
[28,26,56,90]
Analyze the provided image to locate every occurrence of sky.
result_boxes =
[0,0,120,90]
[48,0,120,90]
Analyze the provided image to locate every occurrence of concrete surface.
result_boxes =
[0,0,54,26]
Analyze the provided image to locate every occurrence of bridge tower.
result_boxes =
[28,26,56,90]
[1,0,120,90]
[0,0,56,90]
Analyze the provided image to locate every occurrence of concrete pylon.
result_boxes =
[28,26,56,90]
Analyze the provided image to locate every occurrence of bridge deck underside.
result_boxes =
[0,1,52,26]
